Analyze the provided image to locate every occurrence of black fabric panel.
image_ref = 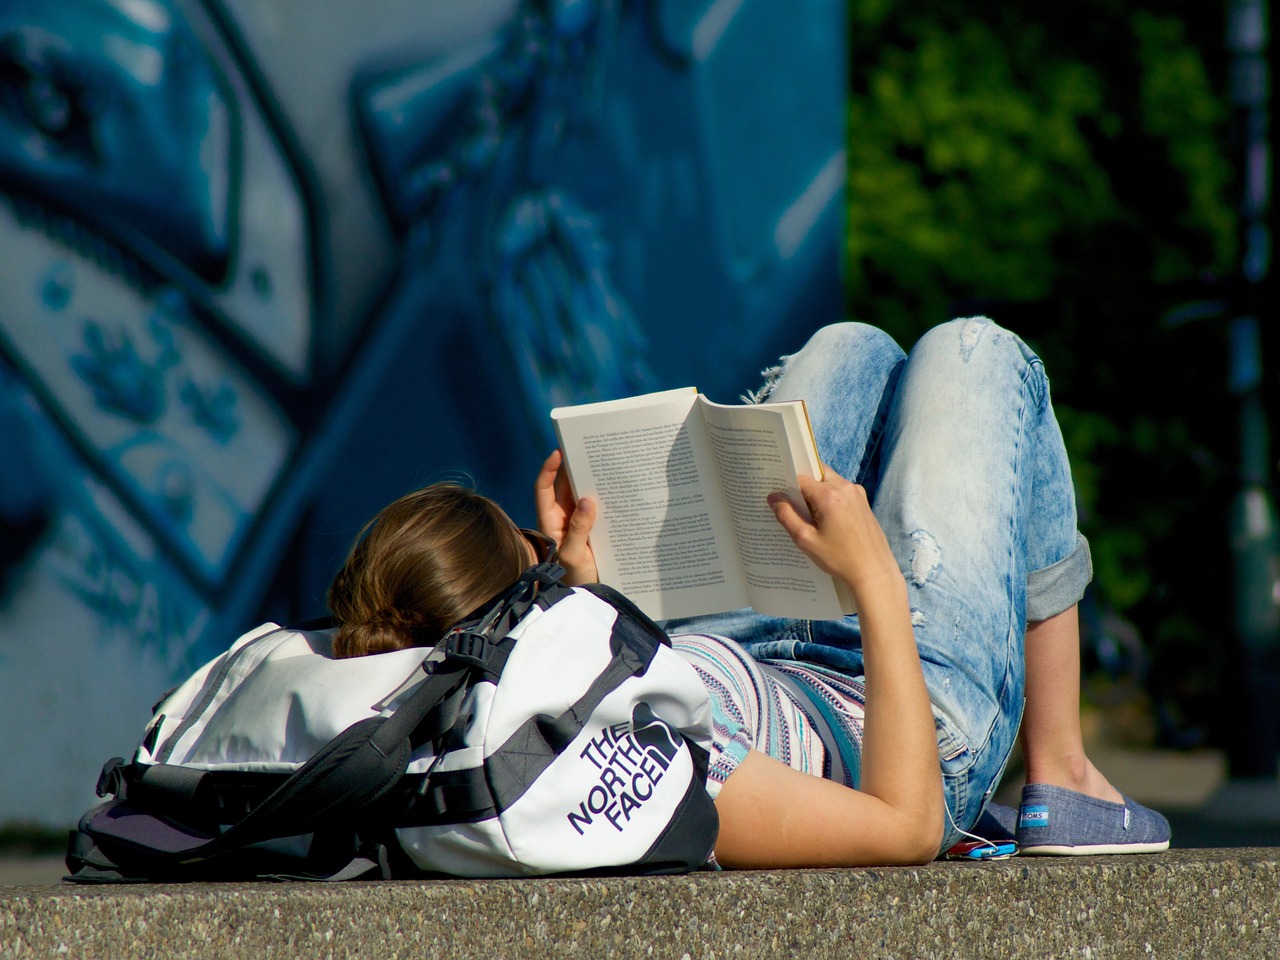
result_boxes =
[580,583,673,649]
[110,767,477,830]
[130,763,209,808]
[632,745,719,874]
[484,616,662,813]
[606,609,664,672]
[483,668,622,813]
[406,765,496,825]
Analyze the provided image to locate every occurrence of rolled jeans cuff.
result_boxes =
[1026,533,1092,622]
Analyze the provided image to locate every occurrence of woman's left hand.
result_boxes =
[534,450,599,585]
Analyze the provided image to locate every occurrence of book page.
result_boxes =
[698,397,851,619]
[552,390,748,619]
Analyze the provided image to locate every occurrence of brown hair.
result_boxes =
[327,483,529,658]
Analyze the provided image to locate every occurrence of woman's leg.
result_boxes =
[891,321,1168,853]
[1009,599,1169,854]
[848,317,1078,843]
[1022,606,1123,803]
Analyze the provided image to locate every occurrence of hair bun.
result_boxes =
[327,481,529,658]
[372,607,417,631]
[334,615,417,659]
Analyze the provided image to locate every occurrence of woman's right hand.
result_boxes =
[768,467,903,605]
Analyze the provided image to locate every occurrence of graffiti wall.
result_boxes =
[0,0,845,827]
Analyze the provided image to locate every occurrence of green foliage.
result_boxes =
[847,1,1234,338]
[845,0,1244,738]
[1131,11,1236,282]
[847,13,1123,333]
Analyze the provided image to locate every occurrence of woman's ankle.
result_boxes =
[1023,756,1124,805]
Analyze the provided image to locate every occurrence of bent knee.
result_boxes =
[911,317,1043,382]
[759,322,905,403]
[923,316,1031,356]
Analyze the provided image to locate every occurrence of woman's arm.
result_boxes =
[713,469,944,867]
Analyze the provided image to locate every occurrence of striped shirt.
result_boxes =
[670,633,867,797]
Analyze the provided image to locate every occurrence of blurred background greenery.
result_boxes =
[843,0,1275,753]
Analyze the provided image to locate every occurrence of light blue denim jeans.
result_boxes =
[665,318,1092,852]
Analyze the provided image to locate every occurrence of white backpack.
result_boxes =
[68,563,719,881]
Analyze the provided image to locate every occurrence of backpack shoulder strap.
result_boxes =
[445,558,574,652]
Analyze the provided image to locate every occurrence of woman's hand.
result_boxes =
[534,449,600,585]
[768,467,903,605]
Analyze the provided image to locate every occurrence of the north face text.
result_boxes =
[566,704,683,835]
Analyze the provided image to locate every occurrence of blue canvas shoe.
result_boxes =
[1016,783,1171,855]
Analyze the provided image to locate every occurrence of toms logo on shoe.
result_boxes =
[1019,805,1050,829]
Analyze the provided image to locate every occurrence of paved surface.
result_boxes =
[3,848,1278,959]
[4,747,1280,958]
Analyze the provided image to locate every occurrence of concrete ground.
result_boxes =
[4,746,1279,959]
[4,848,1279,959]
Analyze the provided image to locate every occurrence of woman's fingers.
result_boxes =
[534,449,600,584]
[770,468,899,592]
[558,495,600,584]
[767,491,815,545]
[535,449,581,534]
[534,450,562,523]
[563,495,596,548]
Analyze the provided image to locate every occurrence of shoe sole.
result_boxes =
[1017,840,1171,856]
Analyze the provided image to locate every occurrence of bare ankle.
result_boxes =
[1024,756,1123,804]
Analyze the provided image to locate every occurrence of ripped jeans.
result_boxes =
[664,318,1093,852]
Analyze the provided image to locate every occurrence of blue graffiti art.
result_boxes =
[0,0,845,827]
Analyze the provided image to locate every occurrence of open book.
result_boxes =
[551,388,856,621]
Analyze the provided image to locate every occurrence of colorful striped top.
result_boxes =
[669,632,867,798]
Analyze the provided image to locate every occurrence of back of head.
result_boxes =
[327,483,528,658]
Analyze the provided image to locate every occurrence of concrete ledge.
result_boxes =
[3,848,1278,959]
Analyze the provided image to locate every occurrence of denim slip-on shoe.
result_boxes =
[1016,783,1171,855]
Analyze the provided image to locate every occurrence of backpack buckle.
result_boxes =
[444,629,497,672]
[529,560,565,586]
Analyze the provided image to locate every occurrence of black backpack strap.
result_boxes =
[578,581,673,647]
[426,561,567,689]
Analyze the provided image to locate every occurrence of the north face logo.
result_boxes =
[566,703,685,836]
[631,702,682,765]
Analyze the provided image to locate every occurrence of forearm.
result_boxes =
[714,575,945,868]
[851,573,945,853]
[760,469,945,861]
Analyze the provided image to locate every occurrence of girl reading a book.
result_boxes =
[328,317,1170,866]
